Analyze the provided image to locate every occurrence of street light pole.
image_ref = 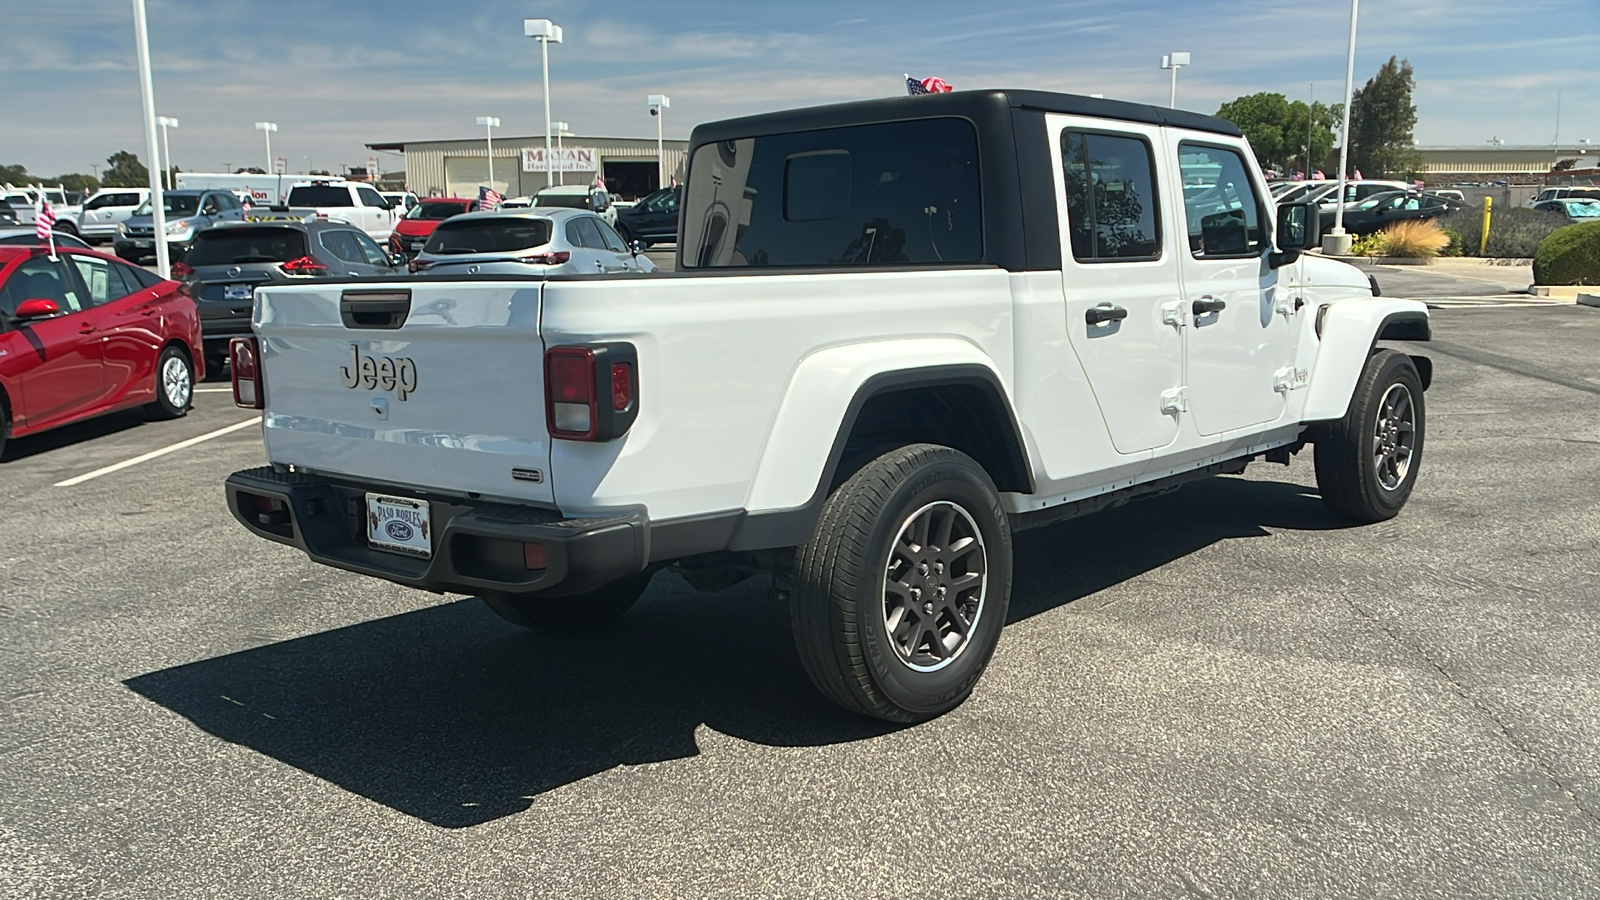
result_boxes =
[648,94,671,189]
[1325,0,1360,254]
[254,121,277,175]
[156,116,178,189]
[131,0,169,277]
[1161,52,1190,109]
[524,19,563,190]
[477,116,500,190]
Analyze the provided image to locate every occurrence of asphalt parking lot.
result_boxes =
[4,293,1599,897]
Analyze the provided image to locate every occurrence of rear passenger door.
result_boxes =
[1051,119,1184,454]
[1171,140,1294,437]
[564,218,611,273]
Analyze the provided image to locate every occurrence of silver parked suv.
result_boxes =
[411,207,654,277]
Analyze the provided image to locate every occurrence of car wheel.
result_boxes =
[481,571,653,631]
[144,345,194,420]
[789,443,1013,722]
[1314,349,1425,522]
[56,221,79,236]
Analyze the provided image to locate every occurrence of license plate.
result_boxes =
[224,284,253,301]
[132,240,152,248]
[366,493,432,558]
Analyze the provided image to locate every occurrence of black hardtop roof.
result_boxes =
[689,89,1243,145]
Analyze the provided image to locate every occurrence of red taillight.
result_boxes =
[280,255,328,276]
[611,362,632,411]
[230,336,264,409]
[516,251,571,265]
[171,261,194,277]
[545,344,639,442]
[408,257,433,273]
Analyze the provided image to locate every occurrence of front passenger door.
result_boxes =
[1174,142,1294,436]
[0,257,103,426]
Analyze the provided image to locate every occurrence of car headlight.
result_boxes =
[118,222,130,236]
[165,220,192,235]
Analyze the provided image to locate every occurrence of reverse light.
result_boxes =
[230,336,264,409]
[544,344,639,441]
[280,255,328,276]
[516,251,571,266]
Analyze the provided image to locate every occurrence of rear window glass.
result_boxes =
[407,201,468,220]
[286,186,354,207]
[424,217,553,254]
[680,117,982,268]
[183,227,308,266]
[533,193,588,210]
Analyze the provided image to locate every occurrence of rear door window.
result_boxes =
[573,217,607,249]
[680,117,982,268]
[1061,130,1161,261]
[352,231,391,267]
[184,227,309,266]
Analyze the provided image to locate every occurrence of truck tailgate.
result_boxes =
[253,281,553,504]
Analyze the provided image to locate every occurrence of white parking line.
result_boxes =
[194,387,235,393]
[54,417,261,487]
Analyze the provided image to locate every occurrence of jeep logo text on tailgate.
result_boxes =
[341,344,418,400]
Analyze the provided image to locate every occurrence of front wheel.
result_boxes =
[1314,349,1425,521]
[482,572,653,631]
[789,444,1013,723]
[144,345,194,420]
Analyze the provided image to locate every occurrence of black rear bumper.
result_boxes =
[225,467,648,598]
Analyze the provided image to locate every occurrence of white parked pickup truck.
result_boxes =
[225,90,1432,722]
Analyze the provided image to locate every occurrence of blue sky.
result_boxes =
[7,0,1599,179]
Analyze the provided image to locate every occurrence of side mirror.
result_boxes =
[1270,201,1319,268]
[388,252,406,268]
[630,240,644,256]
[13,298,63,321]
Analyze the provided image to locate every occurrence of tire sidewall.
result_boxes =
[1360,353,1425,515]
[152,346,193,417]
[851,454,1012,717]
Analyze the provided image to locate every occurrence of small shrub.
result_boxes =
[1348,232,1385,256]
[1533,221,1600,285]
[1441,228,1464,257]
[1380,219,1450,259]
[1438,206,1567,258]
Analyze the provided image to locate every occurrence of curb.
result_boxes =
[1531,285,1594,299]
[1579,293,1599,308]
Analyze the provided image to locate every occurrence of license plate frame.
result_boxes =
[365,493,432,558]
[131,239,152,248]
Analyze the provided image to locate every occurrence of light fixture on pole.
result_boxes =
[523,18,563,189]
[477,116,500,190]
[132,0,169,277]
[254,121,278,175]
[648,94,670,189]
[156,116,178,190]
[1160,52,1190,108]
[550,121,571,185]
[1323,0,1360,256]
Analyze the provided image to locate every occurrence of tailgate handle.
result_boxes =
[340,290,412,330]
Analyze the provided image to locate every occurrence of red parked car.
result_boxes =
[0,245,202,456]
[389,197,479,257]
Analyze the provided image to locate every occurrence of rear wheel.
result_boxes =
[1314,349,1425,521]
[144,345,193,420]
[482,572,653,631]
[789,444,1012,722]
[56,220,78,236]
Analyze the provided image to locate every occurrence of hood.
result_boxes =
[1302,254,1374,292]
[395,218,444,236]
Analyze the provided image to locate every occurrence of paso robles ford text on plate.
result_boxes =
[366,494,432,558]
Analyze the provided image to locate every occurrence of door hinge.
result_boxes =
[1162,300,1186,328]
[1160,386,1188,414]
[1273,366,1309,393]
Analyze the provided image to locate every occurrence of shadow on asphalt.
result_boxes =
[0,408,150,463]
[125,476,1351,828]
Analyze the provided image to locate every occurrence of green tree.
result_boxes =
[0,162,30,185]
[1217,92,1342,174]
[235,166,266,174]
[1348,56,1425,179]
[101,150,149,188]
[53,173,100,193]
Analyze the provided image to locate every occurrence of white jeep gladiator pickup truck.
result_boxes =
[225,90,1431,722]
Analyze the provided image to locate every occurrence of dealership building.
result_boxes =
[366,134,690,201]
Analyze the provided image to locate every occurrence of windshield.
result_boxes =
[532,193,589,209]
[1564,200,1600,217]
[286,186,354,207]
[134,195,202,217]
[182,227,309,266]
[423,217,554,254]
[406,201,468,220]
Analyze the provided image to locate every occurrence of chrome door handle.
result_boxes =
[1192,297,1227,316]
[1085,303,1128,325]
